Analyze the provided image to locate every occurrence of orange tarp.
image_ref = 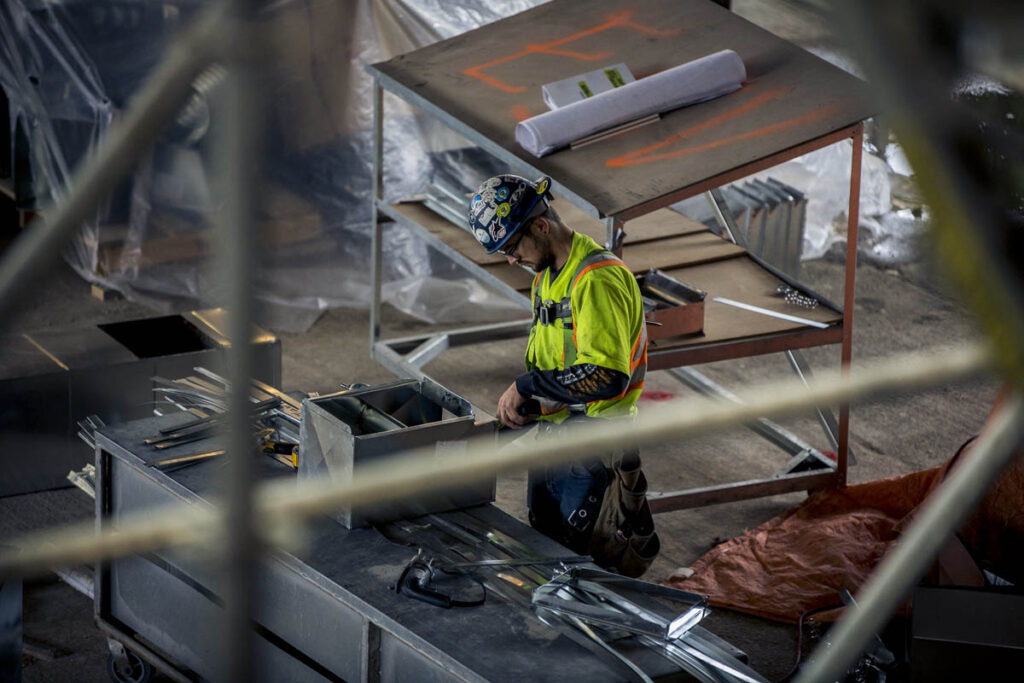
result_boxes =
[664,387,1023,623]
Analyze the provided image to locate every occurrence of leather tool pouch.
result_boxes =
[532,419,660,577]
[589,449,661,578]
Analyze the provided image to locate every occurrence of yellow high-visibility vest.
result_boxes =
[526,232,647,422]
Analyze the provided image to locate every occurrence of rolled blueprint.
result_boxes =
[515,49,746,158]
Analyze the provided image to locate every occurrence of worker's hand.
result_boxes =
[497,381,530,429]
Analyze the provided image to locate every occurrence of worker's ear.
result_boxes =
[532,217,549,235]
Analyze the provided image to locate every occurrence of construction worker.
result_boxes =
[469,174,659,577]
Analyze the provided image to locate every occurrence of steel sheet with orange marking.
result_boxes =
[369,0,874,219]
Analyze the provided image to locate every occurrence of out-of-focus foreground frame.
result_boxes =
[0,2,1019,682]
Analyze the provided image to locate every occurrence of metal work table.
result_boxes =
[94,413,748,681]
[366,0,873,510]
[0,309,280,497]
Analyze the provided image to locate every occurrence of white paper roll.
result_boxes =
[515,49,746,158]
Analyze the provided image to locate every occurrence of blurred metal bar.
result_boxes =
[0,342,991,579]
[838,3,1024,390]
[796,393,1024,683]
[214,2,265,680]
[666,366,829,460]
[370,80,384,347]
[0,4,226,326]
[837,126,863,484]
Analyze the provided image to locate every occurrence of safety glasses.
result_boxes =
[497,229,527,257]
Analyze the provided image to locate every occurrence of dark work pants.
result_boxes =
[526,420,609,552]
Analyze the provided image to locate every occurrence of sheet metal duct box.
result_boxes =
[300,379,495,528]
[0,309,279,497]
[637,268,706,339]
[911,586,1024,682]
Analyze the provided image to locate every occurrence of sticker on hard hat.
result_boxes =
[477,206,496,229]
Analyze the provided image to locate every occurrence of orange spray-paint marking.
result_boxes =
[509,104,533,122]
[525,45,611,61]
[606,82,846,169]
[607,88,788,166]
[463,9,685,94]
[607,104,845,167]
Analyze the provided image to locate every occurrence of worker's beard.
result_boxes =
[521,233,557,273]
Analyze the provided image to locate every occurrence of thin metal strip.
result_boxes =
[705,189,741,246]
[786,349,855,463]
[21,333,69,370]
[666,366,828,459]
[381,319,531,354]
[713,297,831,329]
[648,470,838,513]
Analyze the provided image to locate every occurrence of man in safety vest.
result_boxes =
[469,174,659,577]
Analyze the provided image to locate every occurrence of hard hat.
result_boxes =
[468,174,552,254]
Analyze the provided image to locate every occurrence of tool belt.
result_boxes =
[534,419,660,578]
[589,448,660,579]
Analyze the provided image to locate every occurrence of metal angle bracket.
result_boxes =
[705,188,743,247]
[771,448,839,479]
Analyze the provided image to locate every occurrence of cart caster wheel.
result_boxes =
[106,650,152,683]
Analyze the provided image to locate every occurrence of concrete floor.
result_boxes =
[0,1,1005,681]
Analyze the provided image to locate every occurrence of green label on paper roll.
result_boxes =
[577,81,594,98]
[604,68,626,87]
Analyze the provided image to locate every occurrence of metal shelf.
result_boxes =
[365,0,869,510]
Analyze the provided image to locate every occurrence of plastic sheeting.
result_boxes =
[740,137,896,261]
[0,0,543,332]
[2,1,940,331]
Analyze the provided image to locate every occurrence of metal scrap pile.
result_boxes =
[77,368,302,471]
[384,512,767,683]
